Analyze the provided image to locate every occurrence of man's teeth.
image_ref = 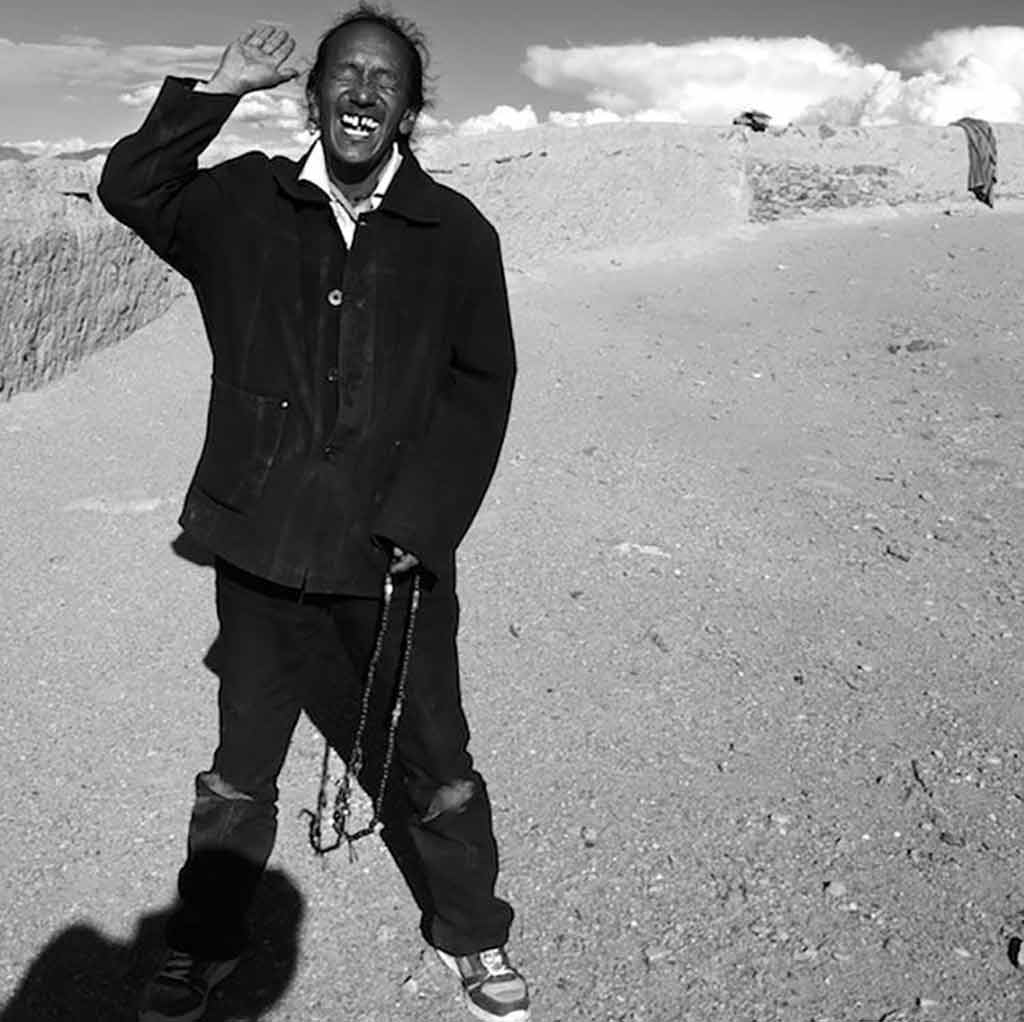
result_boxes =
[340,113,380,137]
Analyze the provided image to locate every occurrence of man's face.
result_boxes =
[313,21,417,181]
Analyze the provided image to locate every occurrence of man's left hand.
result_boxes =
[390,546,420,575]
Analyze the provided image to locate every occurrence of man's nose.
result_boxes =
[348,80,378,106]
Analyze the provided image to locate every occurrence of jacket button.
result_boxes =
[323,445,336,461]
[326,367,340,382]
[327,288,343,307]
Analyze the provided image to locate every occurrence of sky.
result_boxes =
[3,0,1024,156]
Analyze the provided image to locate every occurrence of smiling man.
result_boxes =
[98,7,528,1022]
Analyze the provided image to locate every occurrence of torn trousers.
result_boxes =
[165,558,514,959]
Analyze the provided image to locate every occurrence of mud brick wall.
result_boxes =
[0,159,185,400]
[739,122,1024,221]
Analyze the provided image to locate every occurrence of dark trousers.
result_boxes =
[165,559,514,959]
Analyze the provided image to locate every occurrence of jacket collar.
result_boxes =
[271,143,441,225]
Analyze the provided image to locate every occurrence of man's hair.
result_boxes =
[305,3,433,134]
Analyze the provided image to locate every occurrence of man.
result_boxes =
[98,7,529,1022]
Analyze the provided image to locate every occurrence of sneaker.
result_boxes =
[436,947,530,1022]
[138,949,239,1022]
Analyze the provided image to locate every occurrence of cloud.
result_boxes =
[120,80,303,120]
[522,26,1024,127]
[11,136,104,157]
[457,104,539,135]
[416,111,456,135]
[0,36,222,88]
[231,91,305,131]
[116,79,307,149]
[200,132,304,165]
[548,108,622,128]
[906,25,1024,84]
[118,83,160,108]
[523,36,884,124]
[17,24,1024,153]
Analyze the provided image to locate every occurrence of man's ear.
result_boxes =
[399,109,417,137]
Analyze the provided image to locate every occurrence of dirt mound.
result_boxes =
[417,122,749,269]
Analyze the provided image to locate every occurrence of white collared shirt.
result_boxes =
[298,139,403,248]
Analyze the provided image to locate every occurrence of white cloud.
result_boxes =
[548,107,622,127]
[0,36,221,88]
[11,136,105,157]
[457,104,539,135]
[231,91,305,131]
[118,84,160,108]
[523,37,885,124]
[199,130,310,165]
[417,111,456,135]
[17,24,1024,154]
[522,26,1024,127]
[121,80,304,116]
[906,25,1024,84]
[116,79,307,150]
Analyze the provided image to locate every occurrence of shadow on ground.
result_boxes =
[0,868,303,1021]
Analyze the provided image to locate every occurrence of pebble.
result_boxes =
[642,945,673,966]
[580,825,599,848]
[906,338,949,353]
[824,880,848,899]
[885,541,912,562]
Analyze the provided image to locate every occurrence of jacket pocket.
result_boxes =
[194,377,290,512]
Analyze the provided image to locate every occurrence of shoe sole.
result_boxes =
[461,1003,531,1022]
[138,957,239,1022]
[435,951,531,1022]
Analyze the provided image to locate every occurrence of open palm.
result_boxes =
[208,25,301,95]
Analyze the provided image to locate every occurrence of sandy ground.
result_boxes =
[1,201,1023,1022]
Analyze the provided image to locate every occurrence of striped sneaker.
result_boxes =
[138,949,239,1021]
[436,947,530,1022]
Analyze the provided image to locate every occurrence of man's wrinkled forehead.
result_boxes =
[323,20,412,79]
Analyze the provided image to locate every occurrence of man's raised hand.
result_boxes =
[198,25,301,96]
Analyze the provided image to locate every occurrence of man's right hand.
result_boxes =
[196,25,300,97]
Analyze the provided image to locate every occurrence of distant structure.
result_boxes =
[732,110,772,132]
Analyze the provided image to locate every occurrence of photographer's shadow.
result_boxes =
[1,867,303,1021]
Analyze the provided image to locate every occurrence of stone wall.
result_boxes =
[1,119,1020,399]
[738,122,1024,221]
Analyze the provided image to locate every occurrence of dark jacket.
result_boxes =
[98,77,516,595]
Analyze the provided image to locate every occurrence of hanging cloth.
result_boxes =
[951,117,998,207]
